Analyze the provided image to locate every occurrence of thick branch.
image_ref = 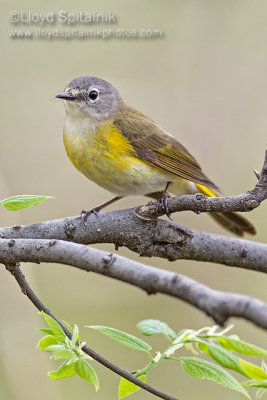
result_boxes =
[1,211,267,273]
[5,263,179,400]
[2,238,267,328]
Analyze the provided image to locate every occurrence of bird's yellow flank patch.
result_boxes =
[95,120,135,160]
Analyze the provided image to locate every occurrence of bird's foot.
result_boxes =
[81,207,100,222]
[156,182,173,220]
[81,196,123,223]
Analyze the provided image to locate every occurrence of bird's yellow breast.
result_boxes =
[63,118,173,195]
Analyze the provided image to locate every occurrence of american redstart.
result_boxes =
[56,76,256,236]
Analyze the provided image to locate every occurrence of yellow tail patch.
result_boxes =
[196,184,217,198]
[195,183,256,236]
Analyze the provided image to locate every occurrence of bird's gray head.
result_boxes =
[56,76,123,121]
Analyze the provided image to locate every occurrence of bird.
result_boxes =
[56,76,256,237]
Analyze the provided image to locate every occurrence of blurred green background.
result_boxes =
[1,0,267,399]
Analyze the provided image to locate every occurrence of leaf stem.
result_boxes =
[135,361,156,377]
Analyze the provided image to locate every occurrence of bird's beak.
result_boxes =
[56,92,76,101]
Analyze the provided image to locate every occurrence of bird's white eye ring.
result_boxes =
[88,88,99,101]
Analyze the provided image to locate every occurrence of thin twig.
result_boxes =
[5,263,179,400]
[2,239,267,328]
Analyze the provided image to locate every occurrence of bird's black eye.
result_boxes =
[88,89,99,101]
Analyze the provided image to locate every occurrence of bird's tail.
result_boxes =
[195,184,256,237]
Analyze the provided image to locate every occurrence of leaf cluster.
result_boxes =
[38,314,267,398]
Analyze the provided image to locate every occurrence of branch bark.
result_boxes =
[1,209,266,273]
[1,238,267,328]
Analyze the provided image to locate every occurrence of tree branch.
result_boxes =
[5,263,179,400]
[2,238,267,328]
[1,210,266,273]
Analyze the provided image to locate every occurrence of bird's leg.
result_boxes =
[156,182,172,220]
[81,196,123,221]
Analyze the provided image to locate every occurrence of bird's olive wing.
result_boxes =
[114,107,219,191]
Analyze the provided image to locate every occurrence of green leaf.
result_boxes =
[198,342,209,355]
[219,337,267,357]
[88,325,151,352]
[205,343,242,374]
[62,320,74,333]
[48,361,76,380]
[137,319,176,340]
[39,312,66,342]
[38,328,53,335]
[0,195,54,211]
[73,359,99,391]
[62,320,81,342]
[180,357,250,398]
[119,375,146,399]
[199,340,267,379]
[243,380,267,388]
[37,335,59,351]
[45,345,74,360]
[239,358,267,380]
[71,324,79,346]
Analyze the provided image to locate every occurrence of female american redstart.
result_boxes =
[56,76,256,237]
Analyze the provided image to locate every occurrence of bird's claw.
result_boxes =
[156,193,173,220]
[81,208,100,222]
